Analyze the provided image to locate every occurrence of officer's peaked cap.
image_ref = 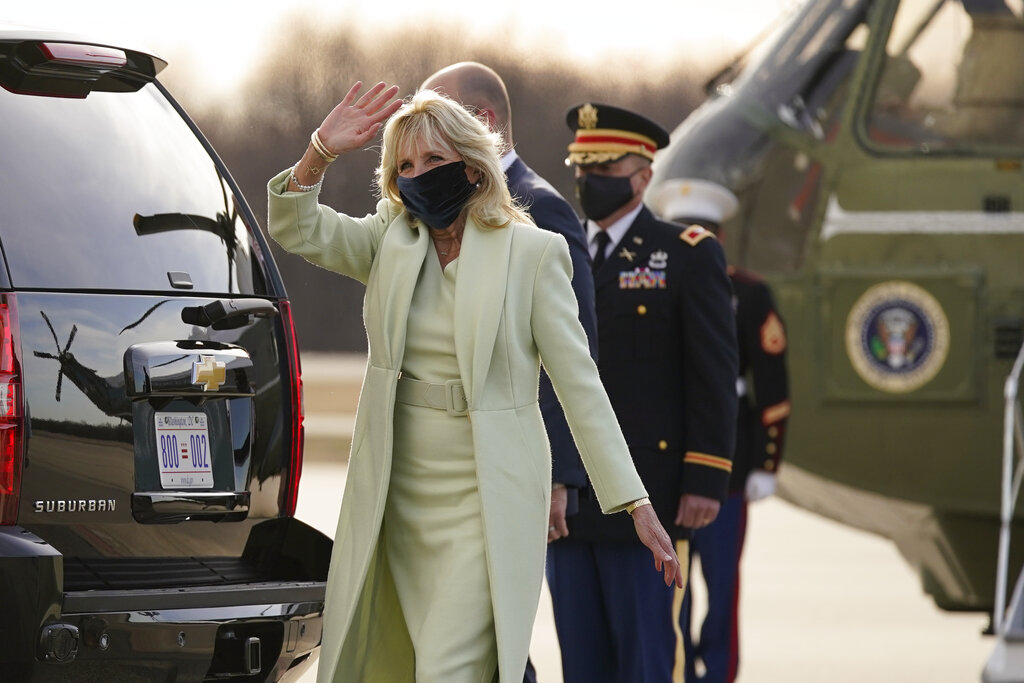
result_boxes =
[565,102,670,166]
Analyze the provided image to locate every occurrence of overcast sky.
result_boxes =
[4,0,798,103]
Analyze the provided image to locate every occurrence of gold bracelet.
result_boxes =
[311,129,339,162]
[626,497,651,515]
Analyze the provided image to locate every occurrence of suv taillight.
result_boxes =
[0,40,164,98]
[0,295,24,525]
[278,300,304,517]
[39,43,127,70]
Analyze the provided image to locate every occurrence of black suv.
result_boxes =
[0,23,331,682]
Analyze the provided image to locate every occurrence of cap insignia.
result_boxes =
[578,103,599,130]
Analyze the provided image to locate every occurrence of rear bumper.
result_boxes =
[50,584,326,681]
[0,520,331,681]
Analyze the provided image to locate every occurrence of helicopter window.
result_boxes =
[723,0,870,141]
[779,23,869,141]
[732,0,866,102]
[866,0,1024,151]
[682,0,872,275]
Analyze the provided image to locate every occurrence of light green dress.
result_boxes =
[384,252,498,683]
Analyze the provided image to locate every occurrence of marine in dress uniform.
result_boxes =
[652,178,791,683]
[547,105,739,683]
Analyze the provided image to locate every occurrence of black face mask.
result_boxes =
[575,172,638,221]
[397,161,477,230]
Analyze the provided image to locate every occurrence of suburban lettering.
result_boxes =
[33,499,116,513]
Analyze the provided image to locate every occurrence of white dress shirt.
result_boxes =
[586,204,643,262]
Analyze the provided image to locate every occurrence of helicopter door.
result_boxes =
[822,0,1024,403]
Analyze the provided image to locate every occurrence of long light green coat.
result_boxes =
[267,170,647,682]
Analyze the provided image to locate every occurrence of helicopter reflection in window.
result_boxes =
[33,310,130,421]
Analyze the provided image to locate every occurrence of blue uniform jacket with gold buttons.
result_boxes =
[567,206,739,543]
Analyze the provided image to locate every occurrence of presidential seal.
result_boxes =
[845,281,949,393]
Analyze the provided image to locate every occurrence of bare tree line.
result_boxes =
[181,18,711,351]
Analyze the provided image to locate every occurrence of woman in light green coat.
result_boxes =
[268,82,682,683]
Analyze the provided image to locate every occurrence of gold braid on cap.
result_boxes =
[567,128,659,165]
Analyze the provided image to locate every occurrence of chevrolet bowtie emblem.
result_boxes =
[192,355,226,392]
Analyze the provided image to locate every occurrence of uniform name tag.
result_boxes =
[619,267,667,289]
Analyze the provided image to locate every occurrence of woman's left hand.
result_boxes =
[630,504,684,588]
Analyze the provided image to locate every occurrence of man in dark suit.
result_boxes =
[547,104,738,683]
[652,178,791,683]
[421,63,597,683]
[421,60,595,539]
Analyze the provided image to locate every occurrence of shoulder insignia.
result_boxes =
[680,224,715,246]
[761,312,787,355]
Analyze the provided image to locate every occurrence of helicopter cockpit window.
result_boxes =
[715,0,870,141]
[866,0,1024,151]
[730,0,869,112]
[778,22,869,141]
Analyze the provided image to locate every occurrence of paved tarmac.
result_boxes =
[292,461,994,683]
[292,353,996,682]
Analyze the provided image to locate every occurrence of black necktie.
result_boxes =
[592,231,610,272]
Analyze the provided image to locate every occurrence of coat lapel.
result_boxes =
[454,219,513,406]
[365,215,429,370]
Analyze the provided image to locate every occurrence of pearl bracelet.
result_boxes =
[290,167,323,193]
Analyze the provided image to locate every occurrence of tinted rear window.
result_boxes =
[0,82,268,294]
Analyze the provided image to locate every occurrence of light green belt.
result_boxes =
[396,376,469,417]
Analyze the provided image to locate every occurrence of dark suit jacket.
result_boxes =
[567,207,739,542]
[506,157,596,513]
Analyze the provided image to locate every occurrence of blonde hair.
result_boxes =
[377,90,530,229]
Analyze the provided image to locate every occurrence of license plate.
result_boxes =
[155,412,212,489]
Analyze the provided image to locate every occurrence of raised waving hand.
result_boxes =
[317,81,403,156]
